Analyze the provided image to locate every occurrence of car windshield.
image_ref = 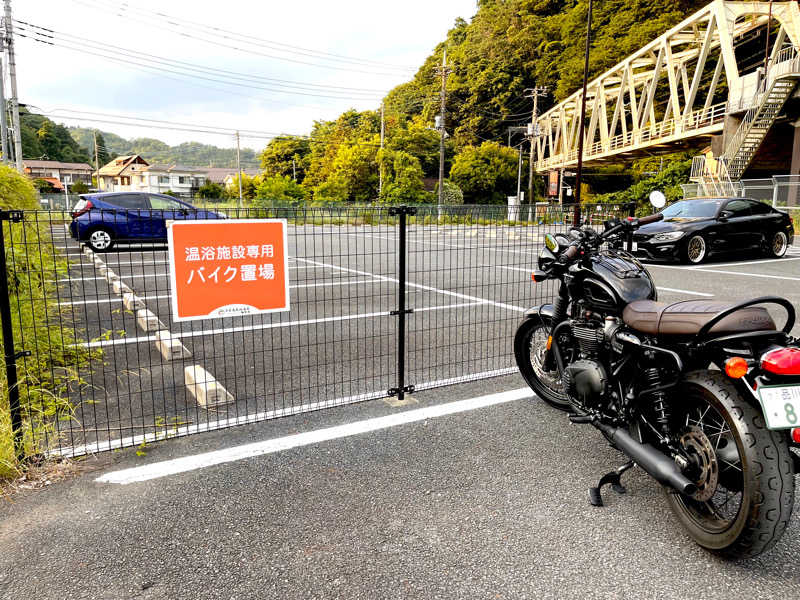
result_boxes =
[661,199,721,218]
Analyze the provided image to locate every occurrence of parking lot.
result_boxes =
[2,220,799,599]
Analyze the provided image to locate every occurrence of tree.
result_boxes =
[20,108,91,163]
[0,164,39,210]
[450,142,519,204]
[93,131,111,166]
[379,150,429,204]
[385,116,444,178]
[259,136,311,183]
[228,173,258,201]
[595,158,692,212]
[196,181,225,199]
[309,139,378,203]
[70,180,89,194]
[437,180,464,205]
[254,175,306,206]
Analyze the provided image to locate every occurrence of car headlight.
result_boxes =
[651,231,685,242]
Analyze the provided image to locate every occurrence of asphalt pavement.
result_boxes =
[2,375,800,599]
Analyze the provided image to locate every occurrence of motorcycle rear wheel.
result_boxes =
[514,315,571,411]
[665,371,795,559]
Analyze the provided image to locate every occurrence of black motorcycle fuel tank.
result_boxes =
[578,252,657,311]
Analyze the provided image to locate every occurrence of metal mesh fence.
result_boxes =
[1,203,630,457]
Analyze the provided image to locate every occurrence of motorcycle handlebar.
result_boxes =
[637,213,664,226]
[561,244,580,261]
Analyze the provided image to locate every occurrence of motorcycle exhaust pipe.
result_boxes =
[594,421,697,496]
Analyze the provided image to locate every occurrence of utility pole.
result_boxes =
[0,34,8,163]
[93,131,100,189]
[235,130,243,209]
[378,102,385,197]
[516,143,523,206]
[434,49,451,205]
[574,0,594,225]
[292,158,297,182]
[3,0,22,172]
[525,85,548,207]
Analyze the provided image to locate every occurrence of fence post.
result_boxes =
[388,205,417,402]
[0,210,25,459]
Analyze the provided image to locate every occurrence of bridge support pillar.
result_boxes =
[789,121,800,206]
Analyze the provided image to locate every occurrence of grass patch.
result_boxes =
[0,167,97,478]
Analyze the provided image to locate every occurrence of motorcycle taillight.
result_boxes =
[761,347,800,375]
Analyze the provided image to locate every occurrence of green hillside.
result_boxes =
[20,109,92,164]
[69,127,259,168]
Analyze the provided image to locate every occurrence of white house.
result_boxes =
[96,156,207,198]
[142,164,207,197]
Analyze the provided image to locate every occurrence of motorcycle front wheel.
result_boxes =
[665,371,795,559]
[514,315,571,411]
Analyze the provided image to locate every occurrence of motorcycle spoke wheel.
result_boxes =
[665,371,794,559]
[514,316,571,411]
[677,405,742,533]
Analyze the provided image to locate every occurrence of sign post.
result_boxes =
[167,219,290,321]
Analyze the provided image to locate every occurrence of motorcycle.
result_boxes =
[514,210,800,559]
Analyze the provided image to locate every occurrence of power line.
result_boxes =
[15,20,391,96]
[16,26,385,101]
[70,0,414,76]
[74,0,413,71]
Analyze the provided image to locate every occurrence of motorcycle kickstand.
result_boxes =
[588,461,635,507]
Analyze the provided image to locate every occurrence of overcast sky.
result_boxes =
[12,0,477,151]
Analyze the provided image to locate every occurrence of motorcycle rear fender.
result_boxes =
[523,304,555,321]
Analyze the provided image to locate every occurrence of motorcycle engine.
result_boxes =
[562,320,608,405]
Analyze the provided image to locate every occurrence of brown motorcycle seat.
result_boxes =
[622,300,776,336]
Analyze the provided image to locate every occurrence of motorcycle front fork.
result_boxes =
[542,283,569,373]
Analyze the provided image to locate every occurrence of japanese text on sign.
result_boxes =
[168,219,289,321]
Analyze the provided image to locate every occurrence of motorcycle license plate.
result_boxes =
[626,241,638,252]
[757,385,800,429]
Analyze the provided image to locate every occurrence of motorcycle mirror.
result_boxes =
[649,190,666,209]
[544,233,560,253]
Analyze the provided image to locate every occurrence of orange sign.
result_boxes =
[167,219,290,321]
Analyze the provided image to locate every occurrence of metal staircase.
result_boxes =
[689,51,800,198]
[720,77,799,180]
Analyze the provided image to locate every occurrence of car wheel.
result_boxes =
[684,234,706,264]
[87,228,114,252]
[768,231,788,258]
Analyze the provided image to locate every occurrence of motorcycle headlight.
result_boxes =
[652,231,685,242]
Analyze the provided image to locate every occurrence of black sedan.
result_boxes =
[616,197,794,264]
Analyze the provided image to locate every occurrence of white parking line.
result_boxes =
[58,273,170,282]
[687,257,800,269]
[695,269,800,282]
[59,279,386,305]
[80,300,495,348]
[351,232,540,256]
[94,387,532,484]
[295,257,526,314]
[656,287,713,297]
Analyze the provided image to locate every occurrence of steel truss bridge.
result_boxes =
[533,0,800,196]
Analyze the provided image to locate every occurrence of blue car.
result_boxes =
[70,192,226,252]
